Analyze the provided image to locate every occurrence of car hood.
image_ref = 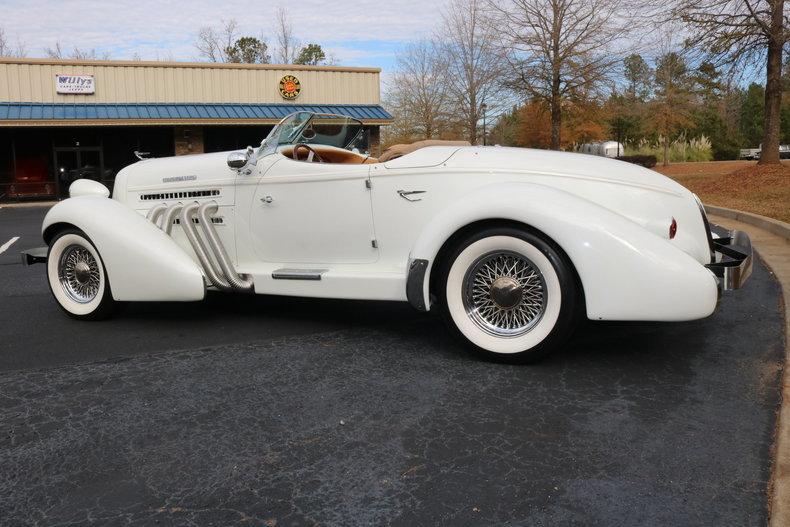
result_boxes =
[114,150,238,193]
[111,150,245,210]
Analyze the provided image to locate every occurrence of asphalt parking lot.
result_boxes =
[0,205,785,525]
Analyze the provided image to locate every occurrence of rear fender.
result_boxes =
[411,182,718,321]
[43,196,205,302]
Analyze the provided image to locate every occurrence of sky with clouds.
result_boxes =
[1,0,452,72]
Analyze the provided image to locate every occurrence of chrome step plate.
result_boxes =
[271,268,328,281]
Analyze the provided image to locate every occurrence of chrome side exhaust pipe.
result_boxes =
[146,203,168,224]
[197,201,254,291]
[160,203,183,235]
[148,200,252,293]
[178,202,233,292]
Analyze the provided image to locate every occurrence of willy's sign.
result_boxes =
[55,74,95,94]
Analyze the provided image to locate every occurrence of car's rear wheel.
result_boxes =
[47,229,117,320]
[438,227,580,363]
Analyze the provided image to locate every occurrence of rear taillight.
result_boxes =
[669,217,678,239]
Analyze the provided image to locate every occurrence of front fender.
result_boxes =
[411,182,718,322]
[43,196,205,302]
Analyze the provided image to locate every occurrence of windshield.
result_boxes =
[259,112,365,157]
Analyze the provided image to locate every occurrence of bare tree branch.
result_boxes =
[195,19,238,62]
[651,0,788,163]
[45,41,109,60]
[385,40,452,141]
[489,0,627,149]
[0,27,27,58]
[274,9,300,64]
[439,0,505,144]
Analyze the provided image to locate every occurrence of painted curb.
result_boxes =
[705,205,790,240]
[707,209,790,527]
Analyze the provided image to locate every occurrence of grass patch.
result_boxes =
[654,161,790,223]
[626,135,713,163]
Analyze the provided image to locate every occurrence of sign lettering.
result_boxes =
[55,74,95,94]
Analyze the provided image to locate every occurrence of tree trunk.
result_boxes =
[550,73,562,149]
[550,93,561,149]
[759,0,784,165]
[469,100,478,145]
[663,136,669,167]
[550,23,561,150]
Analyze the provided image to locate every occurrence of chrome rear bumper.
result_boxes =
[705,228,752,290]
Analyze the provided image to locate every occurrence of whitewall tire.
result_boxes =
[439,227,580,363]
[47,229,117,320]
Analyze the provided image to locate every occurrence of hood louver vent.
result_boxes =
[141,189,220,201]
[172,217,224,225]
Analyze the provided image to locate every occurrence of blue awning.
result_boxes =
[0,102,393,124]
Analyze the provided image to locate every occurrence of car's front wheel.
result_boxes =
[439,227,580,363]
[47,229,117,320]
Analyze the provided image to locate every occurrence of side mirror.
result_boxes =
[227,150,249,170]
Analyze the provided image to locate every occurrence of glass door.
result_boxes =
[53,147,104,199]
[54,150,78,199]
[78,149,102,182]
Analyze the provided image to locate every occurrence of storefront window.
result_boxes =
[0,130,12,200]
[10,129,55,200]
[103,127,173,186]
[204,125,272,153]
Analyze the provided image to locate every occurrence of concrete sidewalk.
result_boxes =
[0,201,57,209]
[708,213,790,527]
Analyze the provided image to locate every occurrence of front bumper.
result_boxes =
[21,246,47,266]
[705,227,752,290]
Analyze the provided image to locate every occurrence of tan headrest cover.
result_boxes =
[379,140,471,163]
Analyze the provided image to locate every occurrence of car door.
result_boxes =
[249,156,379,264]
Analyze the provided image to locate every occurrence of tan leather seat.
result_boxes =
[378,140,471,163]
[281,146,376,164]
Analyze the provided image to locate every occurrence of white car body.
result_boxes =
[31,112,752,361]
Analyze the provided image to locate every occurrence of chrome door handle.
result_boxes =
[261,195,274,204]
[397,190,426,202]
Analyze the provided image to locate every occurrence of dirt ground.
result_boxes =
[654,161,790,223]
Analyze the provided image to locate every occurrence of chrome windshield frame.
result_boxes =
[258,112,364,158]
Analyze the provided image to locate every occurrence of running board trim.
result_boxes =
[272,268,328,280]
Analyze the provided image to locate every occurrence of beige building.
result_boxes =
[0,58,391,200]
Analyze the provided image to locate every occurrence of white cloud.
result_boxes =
[2,0,450,67]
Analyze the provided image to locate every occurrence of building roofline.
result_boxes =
[0,102,394,126]
[0,57,381,74]
[0,118,393,127]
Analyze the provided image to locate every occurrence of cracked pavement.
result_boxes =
[0,206,785,525]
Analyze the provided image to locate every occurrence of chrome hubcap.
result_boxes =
[463,250,547,337]
[59,245,101,303]
[74,261,91,284]
[490,276,523,309]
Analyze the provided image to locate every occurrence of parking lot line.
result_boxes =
[0,237,20,255]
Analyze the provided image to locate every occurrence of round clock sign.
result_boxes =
[279,75,301,100]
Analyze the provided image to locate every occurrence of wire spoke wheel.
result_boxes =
[462,250,547,338]
[58,244,102,304]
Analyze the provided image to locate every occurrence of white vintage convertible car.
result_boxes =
[24,112,752,362]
